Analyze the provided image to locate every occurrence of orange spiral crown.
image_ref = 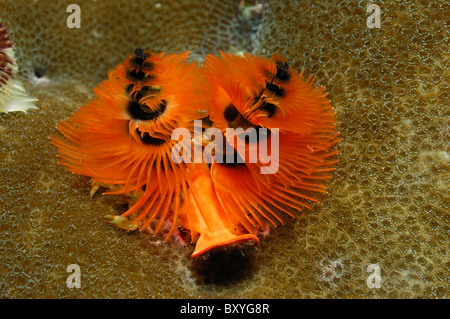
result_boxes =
[51,49,339,258]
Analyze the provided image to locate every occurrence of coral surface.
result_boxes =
[0,0,448,298]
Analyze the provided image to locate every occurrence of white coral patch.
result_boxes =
[0,79,38,112]
[0,47,38,113]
